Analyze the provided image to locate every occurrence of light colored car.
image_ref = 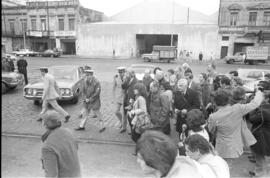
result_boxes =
[130,64,156,80]
[40,49,61,57]
[12,49,38,57]
[224,52,245,64]
[237,68,270,92]
[2,71,24,94]
[23,65,85,105]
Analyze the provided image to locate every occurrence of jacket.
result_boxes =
[249,103,270,156]
[122,76,138,107]
[42,73,60,100]
[41,127,81,178]
[149,91,170,130]
[208,91,263,158]
[82,77,101,110]
[17,59,28,73]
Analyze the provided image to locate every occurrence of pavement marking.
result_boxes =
[2,132,135,147]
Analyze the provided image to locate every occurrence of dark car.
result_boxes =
[40,49,61,57]
[2,71,24,94]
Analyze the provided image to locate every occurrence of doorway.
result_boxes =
[220,46,228,59]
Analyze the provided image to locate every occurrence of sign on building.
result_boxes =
[54,31,76,37]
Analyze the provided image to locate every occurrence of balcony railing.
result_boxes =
[219,26,270,34]
[2,31,24,37]
[26,30,54,37]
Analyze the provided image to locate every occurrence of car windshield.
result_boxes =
[49,67,77,80]
[132,66,154,73]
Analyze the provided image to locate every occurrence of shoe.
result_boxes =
[99,127,106,133]
[78,114,83,118]
[249,171,255,177]
[37,118,42,122]
[74,127,85,131]
[249,159,256,163]
[248,155,255,159]
[120,129,126,133]
[64,115,70,123]
[92,115,97,118]
[128,132,131,135]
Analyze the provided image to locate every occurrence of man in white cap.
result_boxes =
[38,67,70,122]
[113,66,126,133]
[75,69,105,132]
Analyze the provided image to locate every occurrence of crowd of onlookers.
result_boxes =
[113,62,270,177]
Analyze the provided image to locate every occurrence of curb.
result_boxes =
[2,132,135,147]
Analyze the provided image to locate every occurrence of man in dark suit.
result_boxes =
[185,72,202,107]
[122,68,138,131]
[17,55,28,85]
[174,79,200,137]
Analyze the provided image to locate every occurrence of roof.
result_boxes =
[107,0,217,24]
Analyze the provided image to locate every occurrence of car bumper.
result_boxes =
[6,79,24,88]
[24,95,75,101]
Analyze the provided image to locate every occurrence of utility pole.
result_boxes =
[171,0,175,46]
[46,0,50,49]
[187,7,190,24]
[20,4,26,49]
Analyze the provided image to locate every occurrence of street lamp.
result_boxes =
[171,0,175,46]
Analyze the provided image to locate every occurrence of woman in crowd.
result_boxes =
[136,130,215,178]
[185,134,230,178]
[128,82,149,143]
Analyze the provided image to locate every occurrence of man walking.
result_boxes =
[75,69,105,132]
[41,110,81,178]
[17,55,28,85]
[113,67,126,133]
[38,67,70,122]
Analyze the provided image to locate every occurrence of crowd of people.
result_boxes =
[33,61,270,177]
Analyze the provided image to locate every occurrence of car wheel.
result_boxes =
[2,83,7,94]
[34,100,41,105]
[50,54,54,58]
[228,59,234,64]
[9,86,17,90]
[26,54,29,57]
[71,90,79,104]
[167,59,170,63]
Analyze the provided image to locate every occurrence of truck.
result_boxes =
[141,45,177,63]
[244,46,269,65]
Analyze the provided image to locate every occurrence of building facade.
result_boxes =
[2,0,104,54]
[218,0,270,59]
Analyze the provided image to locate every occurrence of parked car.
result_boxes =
[224,52,245,64]
[237,68,270,92]
[2,71,24,94]
[12,49,38,57]
[23,65,85,105]
[40,49,61,57]
[130,64,156,80]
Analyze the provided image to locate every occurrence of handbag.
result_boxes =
[135,112,153,134]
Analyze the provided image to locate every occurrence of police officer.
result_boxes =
[17,55,28,85]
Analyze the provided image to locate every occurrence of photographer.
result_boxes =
[246,80,270,177]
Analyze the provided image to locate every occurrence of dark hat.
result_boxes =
[84,69,94,74]
[84,65,92,70]
[42,110,61,129]
[265,73,270,79]
[40,67,48,73]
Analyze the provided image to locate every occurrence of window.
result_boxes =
[249,12,257,26]
[31,19,36,30]
[222,36,229,41]
[263,11,270,26]
[69,18,75,30]
[9,20,15,34]
[58,18,64,31]
[21,19,27,32]
[41,19,46,31]
[230,12,238,26]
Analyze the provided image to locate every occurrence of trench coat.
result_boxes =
[248,103,270,156]
[41,127,81,178]
[82,77,101,110]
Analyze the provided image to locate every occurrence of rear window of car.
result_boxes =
[246,71,263,79]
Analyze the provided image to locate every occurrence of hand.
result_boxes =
[181,109,187,114]
[85,98,90,103]
[175,109,180,114]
